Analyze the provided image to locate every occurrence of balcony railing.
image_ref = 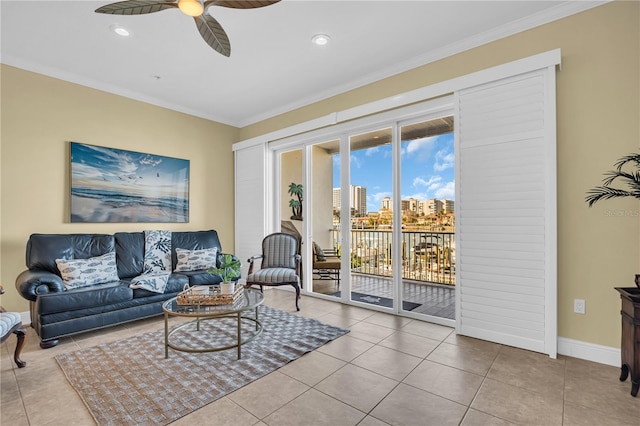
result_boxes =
[331,229,455,286]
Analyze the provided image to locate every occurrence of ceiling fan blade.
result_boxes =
[194,14,231,57]
[205,0,280,10]
[95,0,177,15]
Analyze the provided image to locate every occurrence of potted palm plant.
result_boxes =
[208,254,241,294]
[586,152,640,288]
[585,152,640,207]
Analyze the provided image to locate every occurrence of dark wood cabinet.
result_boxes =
[615,287,640,397]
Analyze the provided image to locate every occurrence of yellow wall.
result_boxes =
[1,2,638,350]
[0,65,239,312]
[239,2,640,349]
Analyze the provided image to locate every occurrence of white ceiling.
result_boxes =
[1,0,604,127]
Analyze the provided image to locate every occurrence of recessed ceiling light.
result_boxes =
[109,24,130,37]
[311,34,330,46]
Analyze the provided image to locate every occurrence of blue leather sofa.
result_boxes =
[15,230,237,348]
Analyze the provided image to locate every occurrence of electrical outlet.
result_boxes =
[574,299,586,314]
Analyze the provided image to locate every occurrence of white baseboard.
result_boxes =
[557,336,620,367]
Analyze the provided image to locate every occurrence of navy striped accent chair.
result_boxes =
[0,286,27,368]
[245,233,301,311]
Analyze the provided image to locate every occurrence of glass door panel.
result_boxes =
[349,128,393,309]
[279,149,304,287]
[310,140,341,297]
[399,117,455,318]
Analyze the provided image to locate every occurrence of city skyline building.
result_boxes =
[380,196,454,216]
[333,185,368,216]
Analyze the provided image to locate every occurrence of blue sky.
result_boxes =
[334,133,454,213]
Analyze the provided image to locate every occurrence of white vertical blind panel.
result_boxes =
[457,70,552,353]
[235,145,266,277]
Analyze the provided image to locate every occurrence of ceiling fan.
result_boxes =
[95,0,280,57]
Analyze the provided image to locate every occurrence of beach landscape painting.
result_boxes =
[70,142,189,223]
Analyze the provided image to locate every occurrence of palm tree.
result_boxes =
[288,182,303,220]
[585,153,640,207]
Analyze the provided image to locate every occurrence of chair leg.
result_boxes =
[13,327,27,368]
[291,283,301,311]
[244,283,264,294]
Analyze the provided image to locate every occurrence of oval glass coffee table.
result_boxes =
[162,288,264,359]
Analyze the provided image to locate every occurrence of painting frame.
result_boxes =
[70,142,190,223]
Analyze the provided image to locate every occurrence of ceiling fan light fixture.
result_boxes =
[178,0,204,17]
[311,34,331,46]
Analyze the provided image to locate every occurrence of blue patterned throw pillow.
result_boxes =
[55,251,119,290]
[129,272,170,294]
[175,247,218,272]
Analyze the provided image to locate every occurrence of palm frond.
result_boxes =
[585,186,637,207]
[601,170,636,186]
[586,152,640,207]
[614,153,640,171]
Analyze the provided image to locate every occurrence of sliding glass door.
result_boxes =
[273,99,455,324]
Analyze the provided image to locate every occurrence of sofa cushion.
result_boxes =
[36,282,132,315]
[175,247,218,272]
[113,232,145,279]
[179,270,224,285]
[27,234,115,275]
[55,251,119,290]
[1,312,22,337]
[313,242,326,261]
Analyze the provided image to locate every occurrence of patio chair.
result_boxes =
[245,233,301,311]
[0,286,27,368]
[312,242,341,286]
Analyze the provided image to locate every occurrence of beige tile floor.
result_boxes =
[2,288,639,426]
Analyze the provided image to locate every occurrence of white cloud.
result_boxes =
[350,154,362,169]
[88,145,138,174]
[403,176,454,201]
[71,162,106,179]
[434,149,454,172]
[413,176,441,188]
[365,146,380,156]
[139,155,163,167]
[435,181,455,200]
[403,136,438,161]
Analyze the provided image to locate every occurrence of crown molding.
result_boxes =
[1,55,241,127]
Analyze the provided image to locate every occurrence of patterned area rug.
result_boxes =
[55,306,349,426]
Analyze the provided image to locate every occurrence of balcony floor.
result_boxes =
[312,273,455,320]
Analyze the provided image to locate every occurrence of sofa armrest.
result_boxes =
[15,270,65,302]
